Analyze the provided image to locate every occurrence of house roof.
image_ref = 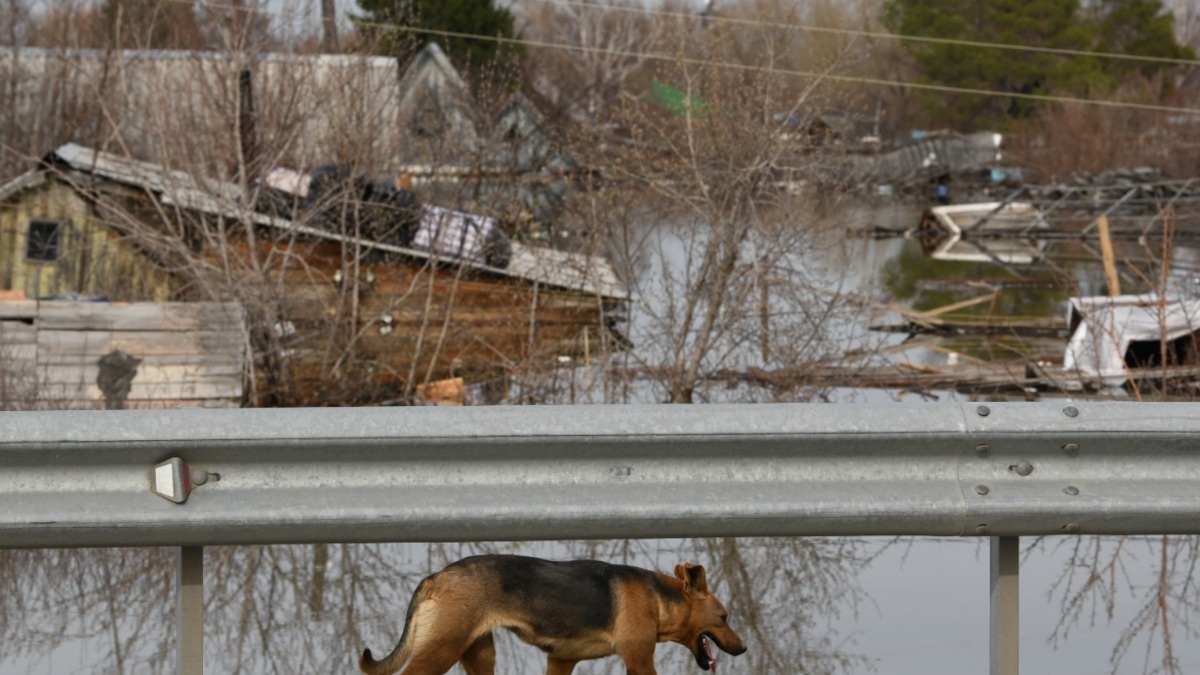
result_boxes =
[396,43,480,152]
[919,201,1046,264]
[2,43,569,174]
[1065,294,1200,385]
[2,143,627,300]
[0,168,45,203]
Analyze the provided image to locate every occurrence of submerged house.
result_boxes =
[0,143,628,406]
[1064,294,1200,388]
[394,44,580,239]
[918,201,1047,264]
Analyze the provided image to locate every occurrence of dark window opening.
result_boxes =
[26,219,62,262]
[412,95,446,139]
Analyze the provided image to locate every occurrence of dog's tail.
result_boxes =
[359,579,427,675]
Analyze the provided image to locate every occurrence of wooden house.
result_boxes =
[393,44,583,239]
[0,144,628,406]
[396,42,481,161]
[0,168,176,300]
[3,42,587,239]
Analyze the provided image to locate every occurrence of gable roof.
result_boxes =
[395,43,480,152]
[2,143,626,300]
[0,168,45,203]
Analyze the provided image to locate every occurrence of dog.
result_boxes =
[359,554,747,675]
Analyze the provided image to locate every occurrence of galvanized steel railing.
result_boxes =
[3,402,1198,547]
[2,402,1198,675]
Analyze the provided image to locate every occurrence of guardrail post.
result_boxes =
[990,536,1019,675]
[178,546,204,675]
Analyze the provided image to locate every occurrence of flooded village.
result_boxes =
[2,17,1199,409]
[3,0,1200,674]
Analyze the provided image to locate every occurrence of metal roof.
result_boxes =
[0,169,45,203]
[7,144,626,300]
[0,45,397,68]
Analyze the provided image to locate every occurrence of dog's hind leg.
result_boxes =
[546,656,579,675]
[458,632,496,675]
[397,648,464,675]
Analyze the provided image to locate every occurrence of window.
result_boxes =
[412,96,446,139]
[26,219,62,262]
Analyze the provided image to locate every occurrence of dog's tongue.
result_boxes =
[703,636,717,673]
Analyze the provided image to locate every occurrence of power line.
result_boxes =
[526,0,1200,69]
[131,0,1200,116]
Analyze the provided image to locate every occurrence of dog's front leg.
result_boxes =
[617,642,658,675]
[545,656,578,675]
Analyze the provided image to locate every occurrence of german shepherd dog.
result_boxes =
[359,554,747,675]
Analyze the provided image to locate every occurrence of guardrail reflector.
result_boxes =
[152,458,192,504]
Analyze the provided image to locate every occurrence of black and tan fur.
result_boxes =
[359,554,747,675]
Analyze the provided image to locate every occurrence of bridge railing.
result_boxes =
[3,402,1198,675]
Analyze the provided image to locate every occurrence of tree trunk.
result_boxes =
[320,0,339,52]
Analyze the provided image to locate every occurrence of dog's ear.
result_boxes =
[674,563,709,595]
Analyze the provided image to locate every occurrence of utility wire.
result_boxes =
[525,0,1200,68]
[140,0,1200,116]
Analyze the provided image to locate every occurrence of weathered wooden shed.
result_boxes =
[0,170,175,300]
[0,300,245,409]
[0,144,628,406]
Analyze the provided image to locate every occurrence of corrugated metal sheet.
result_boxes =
[1,46,405,167]
[4,401,1200,545]
[43,143,627,300]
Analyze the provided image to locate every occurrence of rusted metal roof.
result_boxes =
[34,143,626,300]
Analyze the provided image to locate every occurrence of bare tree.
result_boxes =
[320,0,339,52]
[0,537,873,675]
[552,11,876,404]
[518,0,663,121]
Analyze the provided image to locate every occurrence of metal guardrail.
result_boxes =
[3,401,1197,675]
[2,401,1199,548]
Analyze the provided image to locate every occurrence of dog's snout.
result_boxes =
[712,633,747,656]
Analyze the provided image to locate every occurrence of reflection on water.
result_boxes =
[7,201,1200,674]
[7,536,1200,674]
[1,538,874,674]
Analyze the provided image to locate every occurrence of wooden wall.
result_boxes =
[2,180,621,405]
[220,237,620,403]
[0,300,245,410]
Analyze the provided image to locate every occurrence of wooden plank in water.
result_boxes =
[1097,215,1121,297]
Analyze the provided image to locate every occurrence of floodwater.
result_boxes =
[5,199,1200,674]
[6,537,1199,674]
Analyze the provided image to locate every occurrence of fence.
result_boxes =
[2,401,1198,674]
